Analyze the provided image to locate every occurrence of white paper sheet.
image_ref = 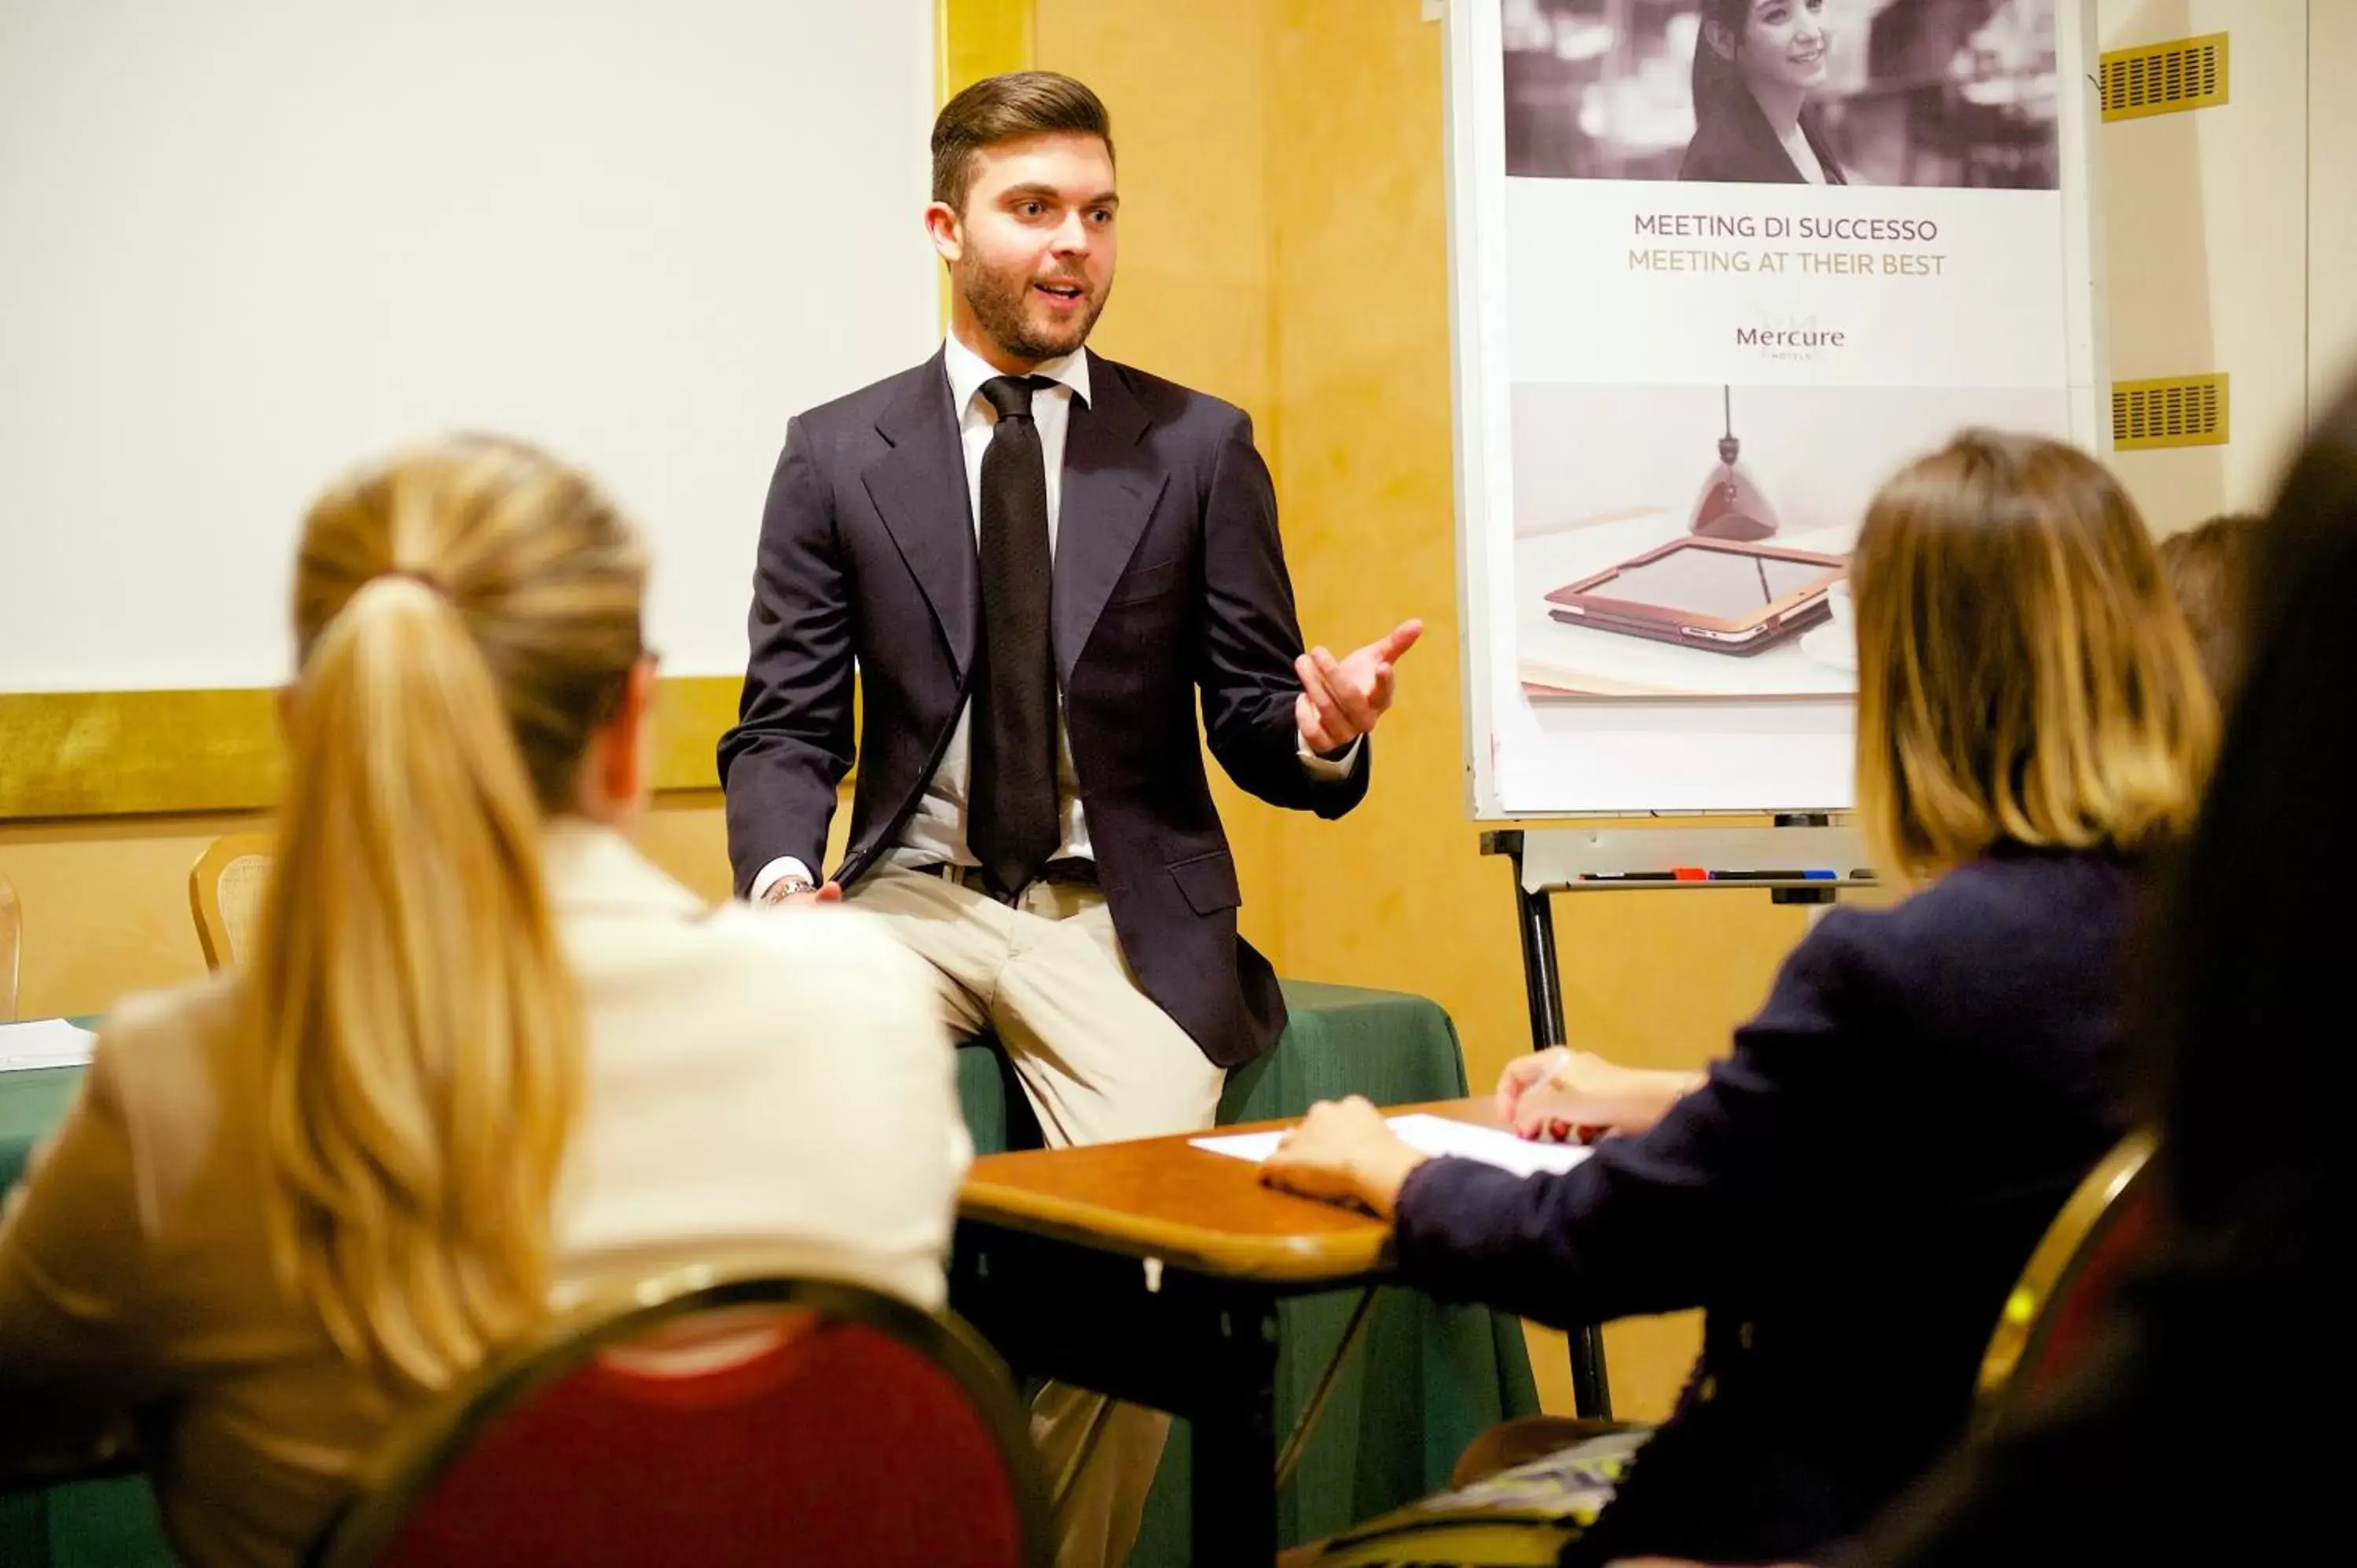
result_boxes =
[0,1018,97,1073]
[1191,1112,1594,1178]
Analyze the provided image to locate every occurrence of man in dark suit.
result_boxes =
[717,71,1418,1567]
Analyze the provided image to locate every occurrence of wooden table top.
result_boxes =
[956,1097,1505,1284]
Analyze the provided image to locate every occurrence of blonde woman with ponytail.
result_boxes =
[0,435,965,1568]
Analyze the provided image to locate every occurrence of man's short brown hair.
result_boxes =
[931,71,1113,213]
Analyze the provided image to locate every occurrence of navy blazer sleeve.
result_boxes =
[1392,911,1881,1328]
[717,416,859,892]
[1191,410,1369,818]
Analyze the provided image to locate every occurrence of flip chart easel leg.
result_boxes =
[1511,870,1616,1422]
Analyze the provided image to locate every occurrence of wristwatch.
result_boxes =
[764,874,817,903]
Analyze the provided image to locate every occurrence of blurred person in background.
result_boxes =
[2157,512,2262,699]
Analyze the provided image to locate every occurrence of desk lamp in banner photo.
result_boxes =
[1691,386,1780,542]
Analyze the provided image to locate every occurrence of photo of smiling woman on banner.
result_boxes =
[1683,0,1849,184]
[1502,0,2061,189]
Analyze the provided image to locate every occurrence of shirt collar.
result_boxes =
[943,333,1090,421]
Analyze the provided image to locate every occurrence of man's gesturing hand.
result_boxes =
[1295,618,1423,754]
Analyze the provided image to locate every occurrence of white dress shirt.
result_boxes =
[889,334,1095,874]
[753,335,1356,898]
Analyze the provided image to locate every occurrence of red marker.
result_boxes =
[1672,866,1708,881]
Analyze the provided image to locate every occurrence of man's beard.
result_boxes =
[959,258,1109,363]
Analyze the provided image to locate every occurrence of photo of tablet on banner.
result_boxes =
[1503,381,2073,700]
[1545,537,1846,658]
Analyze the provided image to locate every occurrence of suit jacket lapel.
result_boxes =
[862,351,978,677]
[1054,353,1168,683]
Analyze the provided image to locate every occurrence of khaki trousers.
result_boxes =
[849,861,1228,1568]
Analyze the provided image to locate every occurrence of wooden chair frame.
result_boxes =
[189,832,273,970]
[1,872,19,1020]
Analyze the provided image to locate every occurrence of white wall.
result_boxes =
[0,0,937,691]
[2308,0,2357,411]
[2095,0,2311,528]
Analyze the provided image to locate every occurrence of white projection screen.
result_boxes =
[0,0,939,692]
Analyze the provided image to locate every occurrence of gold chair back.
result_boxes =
[1973,1130,2160,1439]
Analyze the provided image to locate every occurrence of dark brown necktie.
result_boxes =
[970,374,1059,899]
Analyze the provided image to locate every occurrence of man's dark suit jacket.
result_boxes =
[1391,846,2135,1566]
[717,348,1369,1068]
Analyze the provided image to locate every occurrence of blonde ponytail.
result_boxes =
[252,435,644,1389]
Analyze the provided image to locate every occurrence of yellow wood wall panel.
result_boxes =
[0,676,746,820]
[941,0,1034,99]
[0,788,863,1020]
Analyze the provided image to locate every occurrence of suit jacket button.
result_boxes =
[1698,1374,1718,1403]
[1738,1321,1755,1352]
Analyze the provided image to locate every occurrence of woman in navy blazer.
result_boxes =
[1264,432,2217,1566]
[1813,386,2357,1568]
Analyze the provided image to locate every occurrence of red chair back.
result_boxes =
[1973,1130,2160,1438]
[317,1266,1049,1568]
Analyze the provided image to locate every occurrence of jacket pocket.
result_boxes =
[1168,849,1241,915]
[1106,555,1189,607]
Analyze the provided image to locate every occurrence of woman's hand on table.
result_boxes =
[1259,1096,1429,1218]
[1494,1047,1705,1143]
